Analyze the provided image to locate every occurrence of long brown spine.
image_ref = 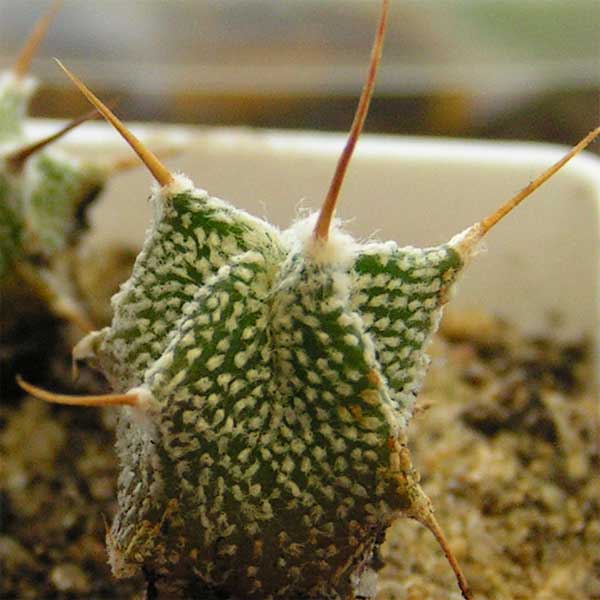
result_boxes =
[55,60,174,187]
[313,0,389,241]
[12,0,63,78]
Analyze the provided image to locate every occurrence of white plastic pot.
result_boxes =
[32,120,600,382]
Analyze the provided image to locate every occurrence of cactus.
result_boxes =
[0,1,165,334]
[0,1,110,331]
[17,1,600,599]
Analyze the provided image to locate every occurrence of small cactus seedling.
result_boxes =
[0,1,108,331]
[18,1,600,599]
[0,2,166,333]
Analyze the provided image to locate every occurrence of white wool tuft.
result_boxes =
[151,172,195,200]
[0,72,37,96]
[285,213,358,268]
[124,387,160,434]
[129,386,159,411]
[72,330,103,363]
[448,223,487,264]
[148,172,200,229]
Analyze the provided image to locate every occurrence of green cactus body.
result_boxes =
[80,178,283,390]
[0,74,30,279]
[0,179,22,279]
[23,152,104,256]
[76,175,470,598]
[0,70,106,322]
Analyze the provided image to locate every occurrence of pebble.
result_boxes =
[50,563,92,594]
[0,535,36,571]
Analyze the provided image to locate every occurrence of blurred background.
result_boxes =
[0,0,598,149]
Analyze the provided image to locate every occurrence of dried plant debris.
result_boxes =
[1,312,597,599]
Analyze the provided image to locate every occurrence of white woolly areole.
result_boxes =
[151,172,195,200]
[285,213,358,268]
[149,172,196,220]
[128,386,158,411]
[124,387,160,434]
[0,72,37,97]
[448,223,486,264]
[72,328,104,362]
